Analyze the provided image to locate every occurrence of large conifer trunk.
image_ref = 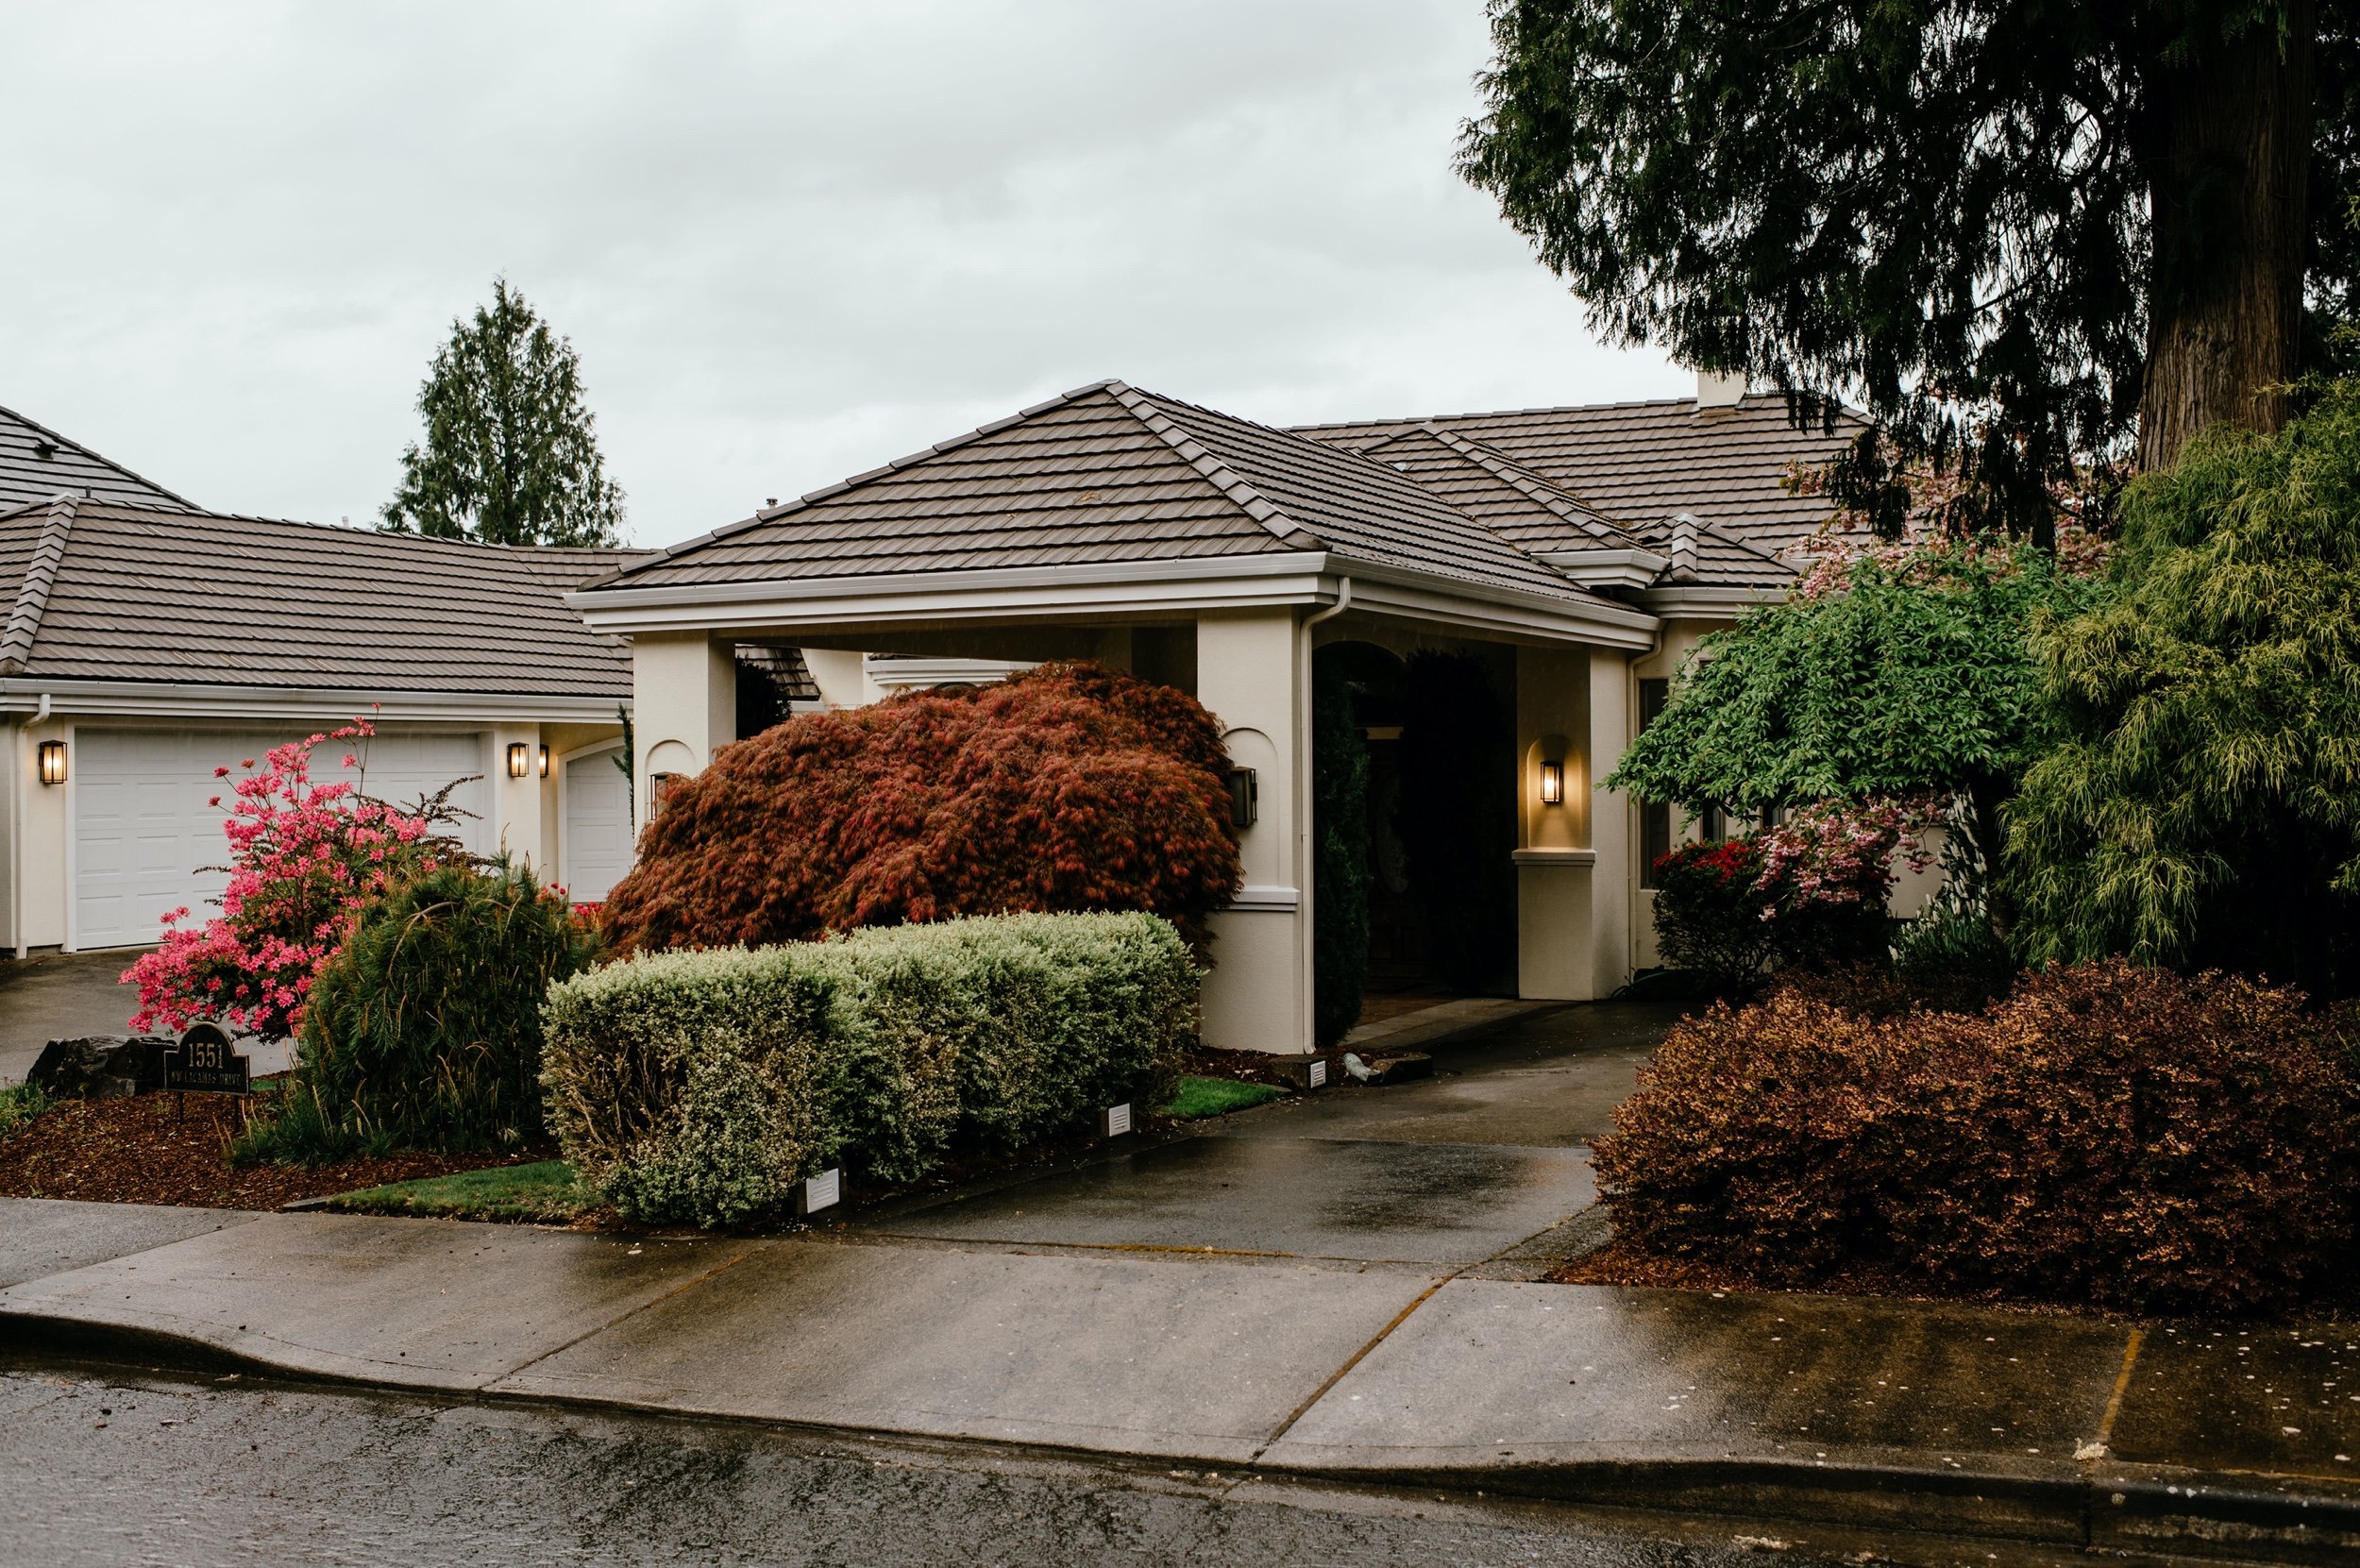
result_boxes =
[2137,3,2316,471]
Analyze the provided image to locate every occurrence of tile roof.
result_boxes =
[1348,424,1646,554]
[0,497,646,698]
[0,402,194,514]
[600,380,1611,607]
[1295,394,1863,571]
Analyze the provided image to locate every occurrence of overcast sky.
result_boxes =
[2,1,1684,548]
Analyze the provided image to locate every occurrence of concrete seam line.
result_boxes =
[495,1248,756,1383]
[2096,1326,2144,1452]
[1252,1275,1451,1461]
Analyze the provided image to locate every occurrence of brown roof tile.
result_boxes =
[0,403,194,513]
[0,498,647,698]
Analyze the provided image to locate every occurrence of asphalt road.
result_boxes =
[0,1365,1957,1568]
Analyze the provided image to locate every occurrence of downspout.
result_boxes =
[13,694,48,959]
[1294,579,1352,1053]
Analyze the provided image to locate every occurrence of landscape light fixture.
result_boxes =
[506,742,531,780]
[537,744,550,778]
[37,739,67,785]
[1540,760,1564,805]
[1225,767,1258,829]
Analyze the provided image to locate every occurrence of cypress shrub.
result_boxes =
[1312,661,1372,1047]
[260,860,597,1158]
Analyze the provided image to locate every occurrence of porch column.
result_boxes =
[630,632,735,826]
[1194,608,1310,1053]
[1587,648,1635,996]
[1513,645,1597,999]
[491,723,546,874]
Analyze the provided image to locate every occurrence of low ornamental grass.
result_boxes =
[541,910,1196,1228]
[1595,960,2360,1316]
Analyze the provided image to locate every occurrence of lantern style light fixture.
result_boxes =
[536,743,550,778]
[1539,760,1565,806]
[37,739,68,786]
[1224,767,1258,829]
[506,741,531,780]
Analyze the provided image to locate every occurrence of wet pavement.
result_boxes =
[0,1366,1937,1568]
[7,1002,2360,1558]
[1223,1002,1678,1148]
[0,1198,262,1290]
[0,950,145,1086]
[867,1135,1596,1265]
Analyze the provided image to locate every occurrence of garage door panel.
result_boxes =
[562,749,633,903]
[73,727,492,952]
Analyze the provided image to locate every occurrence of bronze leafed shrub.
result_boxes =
[599,661,1241,956]
[1595,961,2360,1314]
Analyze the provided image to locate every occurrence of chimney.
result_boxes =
[1694,369,1746,410]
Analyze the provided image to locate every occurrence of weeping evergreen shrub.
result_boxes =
[1312,662,1372,1047]
[2010,381,2360,996]
[242,859,597,1161]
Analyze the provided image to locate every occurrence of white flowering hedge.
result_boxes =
[540,911,1196,1227]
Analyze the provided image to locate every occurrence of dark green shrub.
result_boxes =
[244,860,597,1162]
[541,912,1197,1227]
[1595,961,2360,1315]
[1312,662,1371,1047]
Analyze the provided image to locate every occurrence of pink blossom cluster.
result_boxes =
[1779,447,2110,599]
[123,717,440,1038]
[1753,797,1940,916]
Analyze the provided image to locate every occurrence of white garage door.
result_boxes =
[73,727,490,951]
[562,747,634,903]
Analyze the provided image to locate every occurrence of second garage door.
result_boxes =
[73,727,491,951]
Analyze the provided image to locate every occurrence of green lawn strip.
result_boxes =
[1158,1075,1283,1119]
[324,1159,593,1222]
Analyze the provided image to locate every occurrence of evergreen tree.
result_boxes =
[1458,0,2359,525]
[382,278,626,547]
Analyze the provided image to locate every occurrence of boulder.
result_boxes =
[27,1036,174,1099]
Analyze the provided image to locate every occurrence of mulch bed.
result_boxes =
[1550,1236,2121,1319]
[0,1091,556,1212]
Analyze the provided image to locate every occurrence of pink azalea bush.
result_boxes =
[1753,797,1939,915]
[124,719,449,1038]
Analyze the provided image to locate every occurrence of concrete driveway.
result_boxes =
[0,950,146,1086]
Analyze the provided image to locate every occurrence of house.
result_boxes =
[570,374,1857,1053]
[0,402,649,956]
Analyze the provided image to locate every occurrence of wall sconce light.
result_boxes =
[1540,760,1565,805]
[1224,767,1258,829]
[649,772,682,818]
[38,739,67,786]
[506,742,531,780]
[537,744,550,778]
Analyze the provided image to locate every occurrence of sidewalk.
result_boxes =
[4,1003,2355,1561]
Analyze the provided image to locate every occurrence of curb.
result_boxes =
[8,1308,2356,1564]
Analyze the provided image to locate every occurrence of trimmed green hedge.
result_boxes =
[541,911,1196,1226]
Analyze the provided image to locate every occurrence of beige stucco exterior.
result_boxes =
[590,564,1673,1053]
[1,704,623,958]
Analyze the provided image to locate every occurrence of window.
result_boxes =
[1637,679,1671,887]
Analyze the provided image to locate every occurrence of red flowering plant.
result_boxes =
[123,718,470,1038]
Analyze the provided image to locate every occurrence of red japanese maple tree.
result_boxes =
[598,662,1241,955]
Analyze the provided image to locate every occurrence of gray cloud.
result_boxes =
[1,0,1681,546]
